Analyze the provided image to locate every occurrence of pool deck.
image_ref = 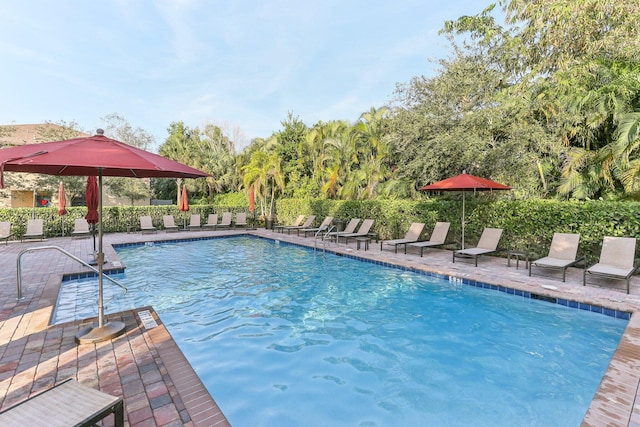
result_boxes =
[0,227,639,426]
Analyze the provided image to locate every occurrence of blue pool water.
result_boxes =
[54,237,627,427]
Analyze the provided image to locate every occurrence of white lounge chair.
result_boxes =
[71,218,91,238]
[326,218,360,240]
[140,216,157,234]
[217,212,233,230]
[337,219,375,244]
[584,236,638,294]
[529,233,583,282]
[188,214,201,230]
[453,228,504,267]
[381,222,425,253]
[0,221,13,244]
[163,215,179,232]
[275,215,306,233]
[302,216,334,237]
[234,212,247,229]
[406,222,451,257]
[203,214,218,230]
[281,215,316,235]
[22,219,44,241]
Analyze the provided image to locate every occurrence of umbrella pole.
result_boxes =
[462,192,466,249]
[97,173,104,328]
[75,171,125,344]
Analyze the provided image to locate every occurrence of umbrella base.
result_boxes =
[88,254,107,265]
[75,321,126,344]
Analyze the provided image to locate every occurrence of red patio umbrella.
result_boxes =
[57,181,67,216]
[85,176,99,258]
[85,176,99,224]
[0,129,209,343]
[248,185,256,229]
[57,182,67,236]
[419,172,511,249]
[248,185,255,213]
[179,185,189,228]
[179,184,189,212]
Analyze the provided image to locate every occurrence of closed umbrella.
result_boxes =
[249,185,255,212]
[85,176,99,260]
[419,172,511,249]
[58,182,67,236]
[0,129,209,343]
[179,185,189,229]
[248,185,256,229]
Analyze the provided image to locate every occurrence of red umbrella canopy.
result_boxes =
[0,129,208,186]
[420,172,511,250]
[179,185,189,212]
[419,172,511,192]
[57,181,67,216]
[85,176,99,225]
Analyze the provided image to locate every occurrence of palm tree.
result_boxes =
[555,60,640,198]
[242,149,285,224]
[355,107,391,198]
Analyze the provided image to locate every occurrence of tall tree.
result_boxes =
[197,123,238,203]
[241,145,284,220]
[158,121,201,203]
[101,114,154,205]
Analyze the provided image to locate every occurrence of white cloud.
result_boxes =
[0,0,497,146]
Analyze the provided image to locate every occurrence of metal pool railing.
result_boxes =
[16,245,127,300]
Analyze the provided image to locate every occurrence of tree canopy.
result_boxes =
[7,0,640,205]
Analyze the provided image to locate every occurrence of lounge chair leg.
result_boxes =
[474,256,478,267]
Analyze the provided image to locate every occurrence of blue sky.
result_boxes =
[0,0,496,150]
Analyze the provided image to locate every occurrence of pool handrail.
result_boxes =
[16,245,127,300]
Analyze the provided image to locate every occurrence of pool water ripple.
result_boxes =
[54,236,627,427]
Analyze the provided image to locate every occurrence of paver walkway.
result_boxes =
[0,227,638,426]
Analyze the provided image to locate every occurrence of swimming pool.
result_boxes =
[54,236,627,426]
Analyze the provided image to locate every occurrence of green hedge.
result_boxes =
[276,198,640,262]
[3,198,638,262]
[0,203,250,239]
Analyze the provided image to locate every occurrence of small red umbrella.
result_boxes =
[248,185,256,229]
[419,172,511,248]
[248,186,255,212]
[179,185,189,228]
[85,176,99,259]
[57,182,67,215]
[85,176,99,225]
[179,185,189,212]
[58,182,67,236]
